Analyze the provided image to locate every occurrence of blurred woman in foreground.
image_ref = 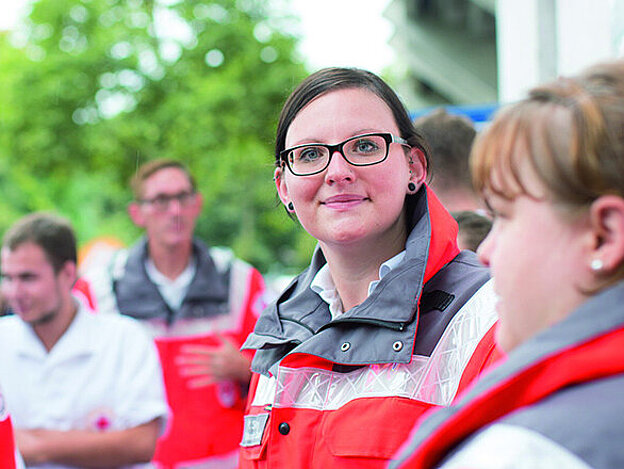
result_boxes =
[393,60,624,469]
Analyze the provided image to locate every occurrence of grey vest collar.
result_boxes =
[114,237,230,324]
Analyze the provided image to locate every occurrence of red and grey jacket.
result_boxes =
[392,281,624,469]
[105,238,265,468]
[0,387,17,469]
[239,187,500,468]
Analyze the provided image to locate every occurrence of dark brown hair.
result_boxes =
[3,212,77,273]
[275,67,430,169]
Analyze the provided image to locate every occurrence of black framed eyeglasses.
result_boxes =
[280,132,411,176]
[139,191,196,212]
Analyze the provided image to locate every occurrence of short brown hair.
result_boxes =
[453,210,492,252]
[3,212,77,273]
[414,108,476,192]
[130,159,197,200]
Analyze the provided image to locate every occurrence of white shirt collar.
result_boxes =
[310,250,406,320]
[16,298,93,359]
[145,256,196,311]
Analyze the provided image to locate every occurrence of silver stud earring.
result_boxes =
[590,259,604,271]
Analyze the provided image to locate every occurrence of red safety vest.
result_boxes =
[153,267,265,468]
[395,326,624,468]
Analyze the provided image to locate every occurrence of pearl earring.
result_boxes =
[590,259,604,271]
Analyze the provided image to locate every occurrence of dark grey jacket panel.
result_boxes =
[243,188,490,375]
[113,237,230,324]
[501,373,624,469]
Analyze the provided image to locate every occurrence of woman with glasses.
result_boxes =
[239,68,500,468]
[392,61,624,469]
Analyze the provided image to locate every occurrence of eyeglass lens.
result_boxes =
[144,191,195,211]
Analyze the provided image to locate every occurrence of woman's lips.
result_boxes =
[321,194,368,209]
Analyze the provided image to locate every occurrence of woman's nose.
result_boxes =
[476,231,493,267]
[324,150,355,184]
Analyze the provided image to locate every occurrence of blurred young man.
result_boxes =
[0,212,167,469]
[84,159,266,468]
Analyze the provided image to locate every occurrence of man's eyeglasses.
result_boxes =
[280,132,410,176]
[139,191,196,212]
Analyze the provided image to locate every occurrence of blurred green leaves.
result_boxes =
[0,0,313,274]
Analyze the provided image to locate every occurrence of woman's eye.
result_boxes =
[353,139,378,153]
[298,147,323,162]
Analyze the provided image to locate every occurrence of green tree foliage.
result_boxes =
[0,0,315,274]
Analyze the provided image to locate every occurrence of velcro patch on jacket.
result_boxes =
[241,413,269,447]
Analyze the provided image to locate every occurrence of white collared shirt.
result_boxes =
[0,300,169,469]
[310,250,406,319]
[145,256,196,311]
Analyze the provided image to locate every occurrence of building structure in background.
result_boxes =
[385,0,497,111]
[386,0,624,116]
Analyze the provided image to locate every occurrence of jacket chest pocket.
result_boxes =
[323,397,436,459]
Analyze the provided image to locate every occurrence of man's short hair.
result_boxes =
[414,108,476,191]
[2,212,77,272]
[453,210,492,252]
[130,159,197,200]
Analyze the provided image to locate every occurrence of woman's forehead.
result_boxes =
[285,88,397,145]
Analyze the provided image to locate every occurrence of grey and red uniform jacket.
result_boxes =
[239,187,501,469]
[392,280,624,469]
[86,238,265,468]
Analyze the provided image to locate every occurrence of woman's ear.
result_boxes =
[587,195,624,274]
[274,166,290,206]
[408,147,427,187]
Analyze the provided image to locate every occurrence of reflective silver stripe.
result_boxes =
[225,256,257,332]
[418,278,497,405]
[141,315,245,338]
[253,374,277,407]
[251,280,496,410]
[175,447,240,468]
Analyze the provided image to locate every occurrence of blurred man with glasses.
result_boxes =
[84,159,266,469]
